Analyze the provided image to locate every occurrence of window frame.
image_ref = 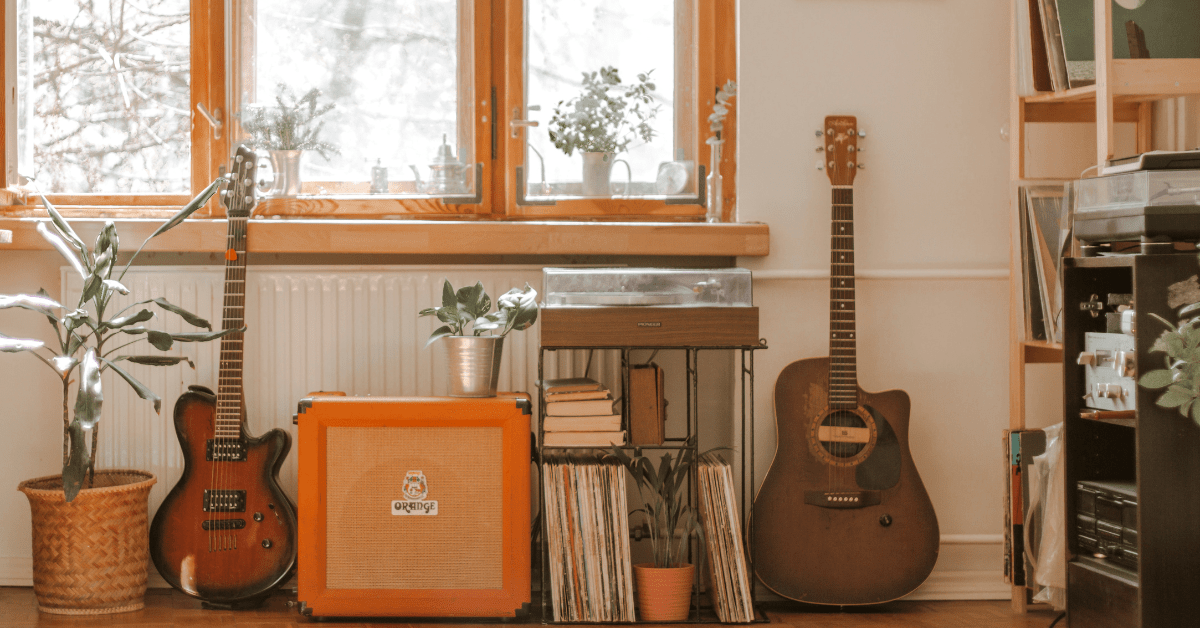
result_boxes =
[1,0,736,222]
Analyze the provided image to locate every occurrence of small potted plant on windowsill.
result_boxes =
[419,280,538,397]
[6,181,237,615]
[239,85,339,197]
[610,438,706,621]
[548,66,659,197]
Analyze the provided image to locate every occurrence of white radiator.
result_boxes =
[64,265,617,513]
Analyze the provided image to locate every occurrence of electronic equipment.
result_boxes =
[1076,480,1138,571]
[540,267,758,347]
[293,394,531,618]
[1102,149,1200,175]
[1078,332,1136,412]
[1074,169,1200,244]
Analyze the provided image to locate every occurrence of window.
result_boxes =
[3,0,736,220]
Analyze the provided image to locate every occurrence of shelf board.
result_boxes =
[1072,555,1139,589]
[1022,341,1063,364]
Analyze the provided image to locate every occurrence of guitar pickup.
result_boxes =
[206,439,247,461]
[805,490,881,509]
[203,490,246,512]
[202,518,246,531]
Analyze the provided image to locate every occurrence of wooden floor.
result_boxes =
[0,588,1064,627]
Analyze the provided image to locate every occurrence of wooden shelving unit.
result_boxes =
[1007,0,1200,614]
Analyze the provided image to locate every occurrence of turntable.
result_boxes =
[539,268,759,347]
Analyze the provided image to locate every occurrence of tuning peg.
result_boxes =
[858,130,867,138]
[857,163,866,169]
[857,147,864,153]
[816,146,824,153]
[816,160,824,171]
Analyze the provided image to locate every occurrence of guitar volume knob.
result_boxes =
[879,514,893,527]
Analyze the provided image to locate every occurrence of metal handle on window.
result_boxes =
[196,103,223,140]
[510,107,539,138]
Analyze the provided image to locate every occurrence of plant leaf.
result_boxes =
[116,355,196,368]
[151,298,211,329]
[1140,369,1177,389]
[0,293,63,319]
[104,308,155,330]
[102,279,130,295]
[0,333,45,353]
[168,328,245,343]
[35,221,87,280]
[146,177,226,241]
[74,348,103,431]
[120,327,175,351]
[1157,385,1193,409]
[441,279,456,309]
[101,357,162,414]
[39,195,88,262]
[426,325,454,347]
[62,421,88,502]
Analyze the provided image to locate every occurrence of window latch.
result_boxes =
[510,106,539,138]
[196,103,223,140]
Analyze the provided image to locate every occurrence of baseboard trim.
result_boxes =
[906,570,1012,601]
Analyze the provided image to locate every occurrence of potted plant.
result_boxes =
[6,180,236,614]
[610,439,706,621]
[419,280,538,397]
[239,84,339,196]
[705,80,737,222]
[547,66,659,196]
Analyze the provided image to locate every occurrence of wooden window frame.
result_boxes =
[1,0,736,222]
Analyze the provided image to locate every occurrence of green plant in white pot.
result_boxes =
[5,181,237,614]
[239,84,338,196]
[610,438,707,622]
[547,66,659,196]
[419,280,538,397]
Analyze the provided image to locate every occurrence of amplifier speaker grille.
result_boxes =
[325,426,503,590]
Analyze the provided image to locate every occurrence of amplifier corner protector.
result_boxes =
[297,398,314,414]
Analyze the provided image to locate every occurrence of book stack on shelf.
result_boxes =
[697,452,754,623]
[541,452,636,622]
[541,378,626,447]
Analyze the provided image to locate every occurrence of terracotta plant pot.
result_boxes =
[633,562,695,621]
[17,470,156,615]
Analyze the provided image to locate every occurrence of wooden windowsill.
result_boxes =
[0,217,769,257]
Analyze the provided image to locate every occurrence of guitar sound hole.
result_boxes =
[819,410,868,458]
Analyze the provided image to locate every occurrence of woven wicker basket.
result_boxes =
[17,469,156,615]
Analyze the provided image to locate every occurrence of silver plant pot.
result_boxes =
[267,149,304,197]
[441,335,503,397]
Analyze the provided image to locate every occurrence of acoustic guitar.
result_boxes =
[149,146,297,608]
[751,116,939,605]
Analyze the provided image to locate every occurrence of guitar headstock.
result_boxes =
[819,115,863,186]
[222,145,258,218]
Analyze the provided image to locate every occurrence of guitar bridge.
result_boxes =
[206,439,247,461]
[805,490,881,509]
[203,490,246,512]
[202,518,246,530]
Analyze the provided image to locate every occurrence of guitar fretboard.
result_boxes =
[216,216,247,440]
[829,186,857,409]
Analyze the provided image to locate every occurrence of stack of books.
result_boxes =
[540,378,626,447]
[542,452,635,622]
[697,452,754,623]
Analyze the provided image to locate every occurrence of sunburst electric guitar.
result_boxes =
[751,116,939,605]
[149,146,297,608]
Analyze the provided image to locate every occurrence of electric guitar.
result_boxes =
[751,116,939,605]
[149,146,297,608]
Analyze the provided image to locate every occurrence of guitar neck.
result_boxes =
[216,216,248,440]
[829,186,857,407]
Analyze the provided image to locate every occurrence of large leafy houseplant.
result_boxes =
[547,66,660,157]
[2,180,235,501]
[418,280,539,346]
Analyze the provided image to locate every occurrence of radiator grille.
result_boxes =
[64,265,617,516]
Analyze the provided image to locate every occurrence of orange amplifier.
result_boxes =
[294,394,531,618]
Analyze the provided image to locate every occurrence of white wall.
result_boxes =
[0,0,1110,600]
